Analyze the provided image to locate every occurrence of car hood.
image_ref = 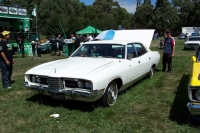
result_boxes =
[25,58,114,79]
[112,29,154,48]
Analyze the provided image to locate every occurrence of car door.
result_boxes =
[133,43,152,76]
[126,43,141,84]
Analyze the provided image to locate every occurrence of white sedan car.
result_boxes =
[184,36,200,50]
[24,30,160,106]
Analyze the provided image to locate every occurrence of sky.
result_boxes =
[80,0,157,14]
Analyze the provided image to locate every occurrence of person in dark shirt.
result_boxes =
[50,35,57,55]
[162,29,175,74]
[75,35,81,50]
[0,31,15,89]
[17,36,25,58]
[57,34,64,56]
[35,38,41,58]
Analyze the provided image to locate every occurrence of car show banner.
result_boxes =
[0,6,8,14]
[18,8,27,15]
[9,7,17,15]
[0,5,27,16]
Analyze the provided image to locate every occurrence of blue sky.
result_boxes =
[80,0,157,13]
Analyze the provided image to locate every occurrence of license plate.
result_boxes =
[51,94,65,100]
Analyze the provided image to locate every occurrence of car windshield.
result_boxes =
[188,37,200,41]
[71,44,125,59]
[191,33,199,36]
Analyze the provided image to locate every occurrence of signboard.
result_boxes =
[23,19,30,31]
[64,39,72,43]
[0,6,8,14]
[18,8,27,15]
[9,7,17,15]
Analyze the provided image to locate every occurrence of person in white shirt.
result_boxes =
[87,34,93,42]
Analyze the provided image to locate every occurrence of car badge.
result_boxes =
[54,68,56,73]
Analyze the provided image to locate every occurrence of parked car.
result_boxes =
[183,36,200,50]
[191,32,199,37]
[24,30,160,107]
[178,33,186,39]
[187,48,200,115]
[40,41,52,53]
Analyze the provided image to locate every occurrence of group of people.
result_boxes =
[31,38,41,59]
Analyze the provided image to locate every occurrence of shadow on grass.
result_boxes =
[26,94,100,112]
[169,74,200,128]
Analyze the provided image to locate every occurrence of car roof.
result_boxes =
[83,40,134,45]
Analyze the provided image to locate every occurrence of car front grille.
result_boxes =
[187,43,199,46]
[65,80,77,88]
[48,78,64,90]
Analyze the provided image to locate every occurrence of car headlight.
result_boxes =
[36,76,40,83]
[85,81,92,89]
[195,89,200,100]
[32,76,36,83]
[77,81,84,88]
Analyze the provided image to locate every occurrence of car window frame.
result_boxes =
[133,43,147,57]
[127,43,138,59]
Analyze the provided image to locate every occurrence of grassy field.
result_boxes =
[0,38,200,133]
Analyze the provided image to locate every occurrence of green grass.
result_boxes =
[0,38,200,133]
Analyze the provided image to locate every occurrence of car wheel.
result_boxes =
[148,66,154,78]
[101,82,118,107]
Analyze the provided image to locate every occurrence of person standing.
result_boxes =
[87,34,93,42]
[17,36,25,58]
[0,31,14,89]
[57,34,64,56]
[31,41,37,59]
[162,29,175,74]
[69,34,76,55]
[50,35,57,55]
[35,38,41,58]
[75,34,81,50]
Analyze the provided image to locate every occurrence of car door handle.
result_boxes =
[138,61,140,64]
[149,57,151,60]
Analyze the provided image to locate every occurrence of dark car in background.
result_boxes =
[41,42,52,53]
[191,32,199,37]
[178,33,186,39]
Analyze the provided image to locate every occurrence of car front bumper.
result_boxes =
[24,82,104,102]
[184,45,198,49]
[187,102,200,115]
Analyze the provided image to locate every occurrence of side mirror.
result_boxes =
[192,56,196,63]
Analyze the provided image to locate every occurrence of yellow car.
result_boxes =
[187,52,200,115]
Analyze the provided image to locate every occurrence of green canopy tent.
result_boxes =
[76,25,102,34]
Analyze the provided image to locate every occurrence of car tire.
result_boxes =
[101,82,118,107]
[148,66,154,78]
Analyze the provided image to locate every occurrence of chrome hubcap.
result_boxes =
[107,83,118,105]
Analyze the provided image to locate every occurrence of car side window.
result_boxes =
[127,44,137,59]
[133,43,147,57]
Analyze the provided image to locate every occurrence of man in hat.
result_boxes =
[162,29,175,74]
[0,31,14,89]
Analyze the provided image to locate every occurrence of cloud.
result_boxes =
[114,0,137,13]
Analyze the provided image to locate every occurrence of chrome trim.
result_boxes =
[24,82,103,102]
[187,102,200,115]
